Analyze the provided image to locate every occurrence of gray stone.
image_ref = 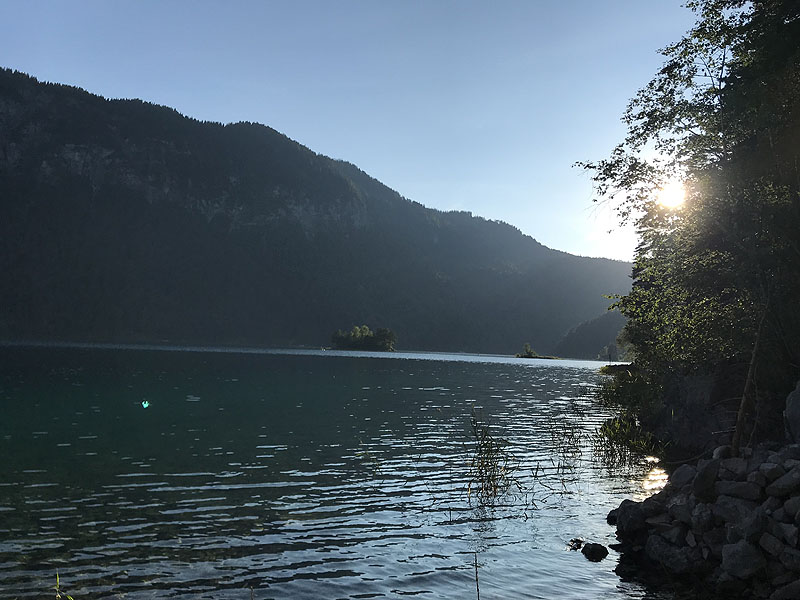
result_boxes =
[779,547,800,572]
[761,462,786,482]
[786,383,800,443]
[685,529,697,547]
[779,444,800,462]
[776,522,799,547]
[786,459,800,470]
[739,507,769,543]
[759,532,785,557]
[720,457,749,480]
[669,463,697,488]
[669,501,693,526]
[763,496,784,514]
[694,459,720,502]
[713,495,758,525]
[615,500,648,539]
[581,542,608,562]
[660,524,687,546]
[766,467,800,497]
[773,507,788,522]
[721,540,766,579]
[645,512,673,531]
[644,534,703,575]
[715,480,763,501]
[714,445,733,459]
[784,495,800,516]
[747,470,768,488]
[703,527,726,559]
[691,503,715,532]
[770,580,800,600]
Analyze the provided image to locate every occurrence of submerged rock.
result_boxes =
[581,542,609,562]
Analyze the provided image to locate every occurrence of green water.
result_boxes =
[0,345,667,599]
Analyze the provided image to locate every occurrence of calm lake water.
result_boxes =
[0,345,669,599]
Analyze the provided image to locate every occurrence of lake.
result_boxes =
[0,344,669,599]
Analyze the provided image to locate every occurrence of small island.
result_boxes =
[515,343,557,360]
[331,325,397,352]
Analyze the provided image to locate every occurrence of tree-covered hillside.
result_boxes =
[0,68,631,354]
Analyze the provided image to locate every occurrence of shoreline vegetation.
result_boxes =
[330,325,396,352]
[584,1,800,597]
[514,343,557,360]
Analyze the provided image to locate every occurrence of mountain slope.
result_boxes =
[0,68,631,354]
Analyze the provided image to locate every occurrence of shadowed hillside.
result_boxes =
[0,68,631,353]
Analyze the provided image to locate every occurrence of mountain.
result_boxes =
[0,68,632,354]
[553,310,627,360]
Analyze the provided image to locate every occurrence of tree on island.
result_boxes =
[331,325,397,351]
[580,0,800,454]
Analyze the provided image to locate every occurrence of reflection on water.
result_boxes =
[0,345,670,599]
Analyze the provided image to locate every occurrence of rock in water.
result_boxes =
[581,543,609,562]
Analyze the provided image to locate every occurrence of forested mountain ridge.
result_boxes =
[0,68,631,354]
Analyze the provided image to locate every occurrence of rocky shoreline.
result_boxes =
[607,443,800,599]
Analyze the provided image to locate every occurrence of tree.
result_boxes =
[581,0,800,453]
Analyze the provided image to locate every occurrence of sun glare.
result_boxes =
[656,180,686,208]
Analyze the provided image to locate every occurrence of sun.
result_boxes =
[656,180,686,208]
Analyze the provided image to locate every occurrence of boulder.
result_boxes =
[581,542,608,562]
[669,463,697,488]
[779,547,800,572]
[759,532,785,557]
[715,480,763,501]
[784,383,800,443]
[720,457,749,481]
[645,534,703,574]
[693,459,720,502]
[721,540,767,579]
[713,495,758,525]
[765,467,800,498]
[761,462,786,482]
[770,580,800,600]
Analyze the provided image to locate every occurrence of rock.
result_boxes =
[685,529,697,547]
[606,507,619,525]
[691,502,715,532]
[713,495,758,525]
[721,540,767,579]
[645,513,673,531]
[770,580,800,600]
[694,459,721,502]
[785,459,800,470]
[784,383,800,442]
[784,496,800,517]
[660,524,687,546]
[763,496,784,514]
[759,532,785,557]
[721,457,749,481]
[766,467,800,498]
[739,507,769,543]
[703,527,726,559]
[748,470,768,488]
[616,499,648,539]
[669,501,693,525]
[714,445,734,459]
[670,463,697,488]
[645,534,703,574]
[567,538,583,550]
[779,547,800,572]
[774,522,799,547]
[581,542,608,562]
[716,480,763,501]
[761,462,786,482]
[779,444,800,462]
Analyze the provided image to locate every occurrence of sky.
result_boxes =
[0,1,697,261]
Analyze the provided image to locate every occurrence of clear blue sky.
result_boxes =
[0,0,696,261]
